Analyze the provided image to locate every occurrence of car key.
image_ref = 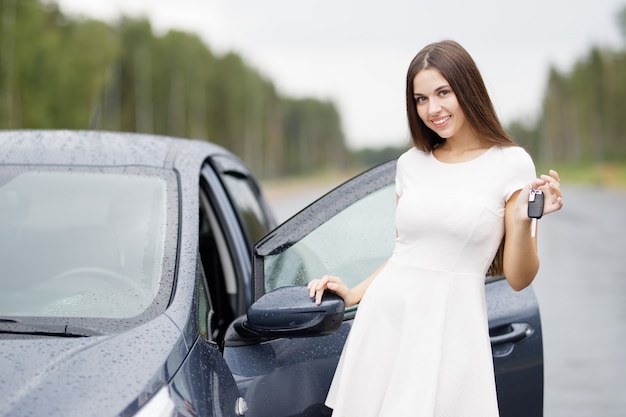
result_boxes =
[528,189,544,237]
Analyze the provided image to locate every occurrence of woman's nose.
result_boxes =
[429,97,442,114]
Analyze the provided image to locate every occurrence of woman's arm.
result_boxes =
[308,193,400,306]
[503,170,563,291]
[308,260,388,307]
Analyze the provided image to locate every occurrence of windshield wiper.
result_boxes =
[0,318,104,337]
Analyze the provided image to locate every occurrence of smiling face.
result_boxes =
[412,68,474,142]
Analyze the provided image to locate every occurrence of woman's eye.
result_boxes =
[439,90,450,96]
[415,96,426,103]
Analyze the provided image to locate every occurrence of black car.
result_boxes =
[0,130,543,417]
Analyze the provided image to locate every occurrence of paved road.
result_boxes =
[533,185,626,417]
[264,182,626,417]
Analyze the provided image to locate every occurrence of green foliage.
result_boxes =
[0,0,349,178]
[281,97,349,175]
[510,5,626,165]
[0,0,119,128]
[355,145,409,168]
[536,161,626,188]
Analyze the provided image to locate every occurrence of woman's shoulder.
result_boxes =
[397,146,429,163]
[490,145,535,168]
[490,145,537,200]
[493,144,532,160]
[396,147,430,175]
[492,145,537,182]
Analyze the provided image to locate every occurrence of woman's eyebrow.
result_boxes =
[414,84,450,96]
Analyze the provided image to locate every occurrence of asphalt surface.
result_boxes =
[532,185,626,417]
[264,182,626,417]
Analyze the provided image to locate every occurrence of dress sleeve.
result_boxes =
[503,147,537,202]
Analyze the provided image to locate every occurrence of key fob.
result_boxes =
[528,189,544,219]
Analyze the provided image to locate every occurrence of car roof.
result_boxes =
[0,130,226,168]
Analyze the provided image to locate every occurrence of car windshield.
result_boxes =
[0,168,170,319]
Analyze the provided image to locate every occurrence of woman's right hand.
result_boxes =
[307,275,354,306]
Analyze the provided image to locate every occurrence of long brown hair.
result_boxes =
[405,40,515,276]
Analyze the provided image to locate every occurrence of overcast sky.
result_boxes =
[52,0,625,149]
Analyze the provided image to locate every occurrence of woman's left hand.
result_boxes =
[536,169,564,216]
[515,170,563,222]
[517,169,563,219]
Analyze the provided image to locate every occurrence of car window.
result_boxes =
[252,160,397,301]
[263,183,397,293]
[220,173,269,245]
[210,155,275,248]
[0,167,175,319]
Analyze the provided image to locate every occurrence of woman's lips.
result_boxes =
[431,116,451,127]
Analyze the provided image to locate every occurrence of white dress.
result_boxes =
[325,145,536,417]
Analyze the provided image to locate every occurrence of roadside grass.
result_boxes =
[537,162,626,189]
[261,168,358,201]
[263,162,626,199]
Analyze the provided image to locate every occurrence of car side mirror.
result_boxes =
[236,286,344,339]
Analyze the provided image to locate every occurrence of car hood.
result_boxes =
[0,315,185,417]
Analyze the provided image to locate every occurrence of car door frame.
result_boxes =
[201,155,278,312]
[200,162,253,313]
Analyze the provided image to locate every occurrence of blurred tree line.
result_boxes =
[0,0,349,178]
[3,0,626,178]
[509,5,626,164]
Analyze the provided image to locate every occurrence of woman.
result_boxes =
[308,40,563,417]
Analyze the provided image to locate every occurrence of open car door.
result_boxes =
[223,160,543,417]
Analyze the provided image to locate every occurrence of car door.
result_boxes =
[224,160,543,417]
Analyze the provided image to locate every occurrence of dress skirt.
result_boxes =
[325,260,500,417]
